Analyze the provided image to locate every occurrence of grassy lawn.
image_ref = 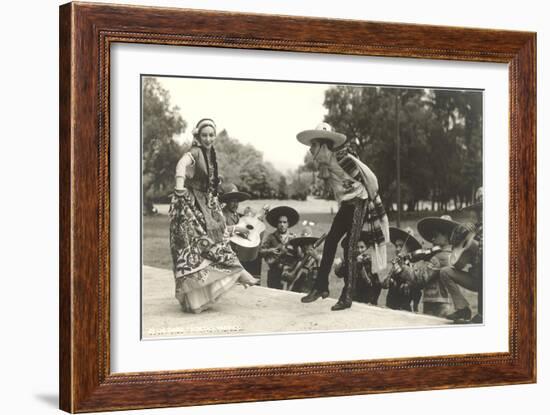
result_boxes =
[143,199,479,315]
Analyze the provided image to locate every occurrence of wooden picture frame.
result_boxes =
[59,2,536,412]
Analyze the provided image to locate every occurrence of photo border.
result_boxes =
[59,2,536,412]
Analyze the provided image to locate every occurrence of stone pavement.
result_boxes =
[142,265,449,339]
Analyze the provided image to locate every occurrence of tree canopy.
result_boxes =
[142,77,186,214]
[319,86,482,211]
[141,79,482,213]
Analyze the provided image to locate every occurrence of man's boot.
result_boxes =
[331,273,353,311]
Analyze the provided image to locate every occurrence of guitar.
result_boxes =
[283,233,327,291]
[450,228,479,270]
[263,240,293,266]
[229,214,267,262]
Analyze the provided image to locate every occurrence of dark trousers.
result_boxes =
[353,274,382,305]
[267,267,284,290]
[241,257,262,277]
[315,200,365,301]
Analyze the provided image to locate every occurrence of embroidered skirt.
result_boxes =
[169,189,243,313]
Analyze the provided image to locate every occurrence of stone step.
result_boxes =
[142,265,449,339]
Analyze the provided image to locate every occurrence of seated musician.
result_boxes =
[220,183,262,281]
[440,187,483,323]
[335,231,382,306]
[415,215,465,318]
[382,227,423,312]
[259,206,299,290]
[284,227,323,293]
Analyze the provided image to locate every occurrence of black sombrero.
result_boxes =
[389,227,422,252]
[340,230,373,249]
[218,183,250,203]
[417,215,460,242]
[288,227,320,248]
[288,236,319,248]
[265,206,299,228]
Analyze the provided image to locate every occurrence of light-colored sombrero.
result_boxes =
[417,215,460,242]
[218,183,250,203]
[389,227,422,252]
[296,122,347,147]
[265,206,299,228]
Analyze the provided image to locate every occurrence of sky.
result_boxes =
[155,76,330,173]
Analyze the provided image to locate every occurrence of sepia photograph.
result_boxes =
[141,75,483,339]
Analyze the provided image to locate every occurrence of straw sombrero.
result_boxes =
[417,215,460,242]
[389,227,422,252]
[265,206,299,228]
[218,183,250,203]
[296,122,347,147]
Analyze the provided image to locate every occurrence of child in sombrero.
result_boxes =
[284,227,323,293]
[383,227,423,312]
[334,231,382,306]
[415,215,465,318]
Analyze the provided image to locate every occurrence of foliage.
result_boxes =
[215,130,290,199]
[321,86,482,211]
[142,77,186,214]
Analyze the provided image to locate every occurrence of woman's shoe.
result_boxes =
[237,271,259,288]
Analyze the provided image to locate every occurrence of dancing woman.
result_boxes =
[169,118,258,313]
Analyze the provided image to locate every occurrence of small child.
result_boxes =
[334,233,381,306]
[382,227,423,312]
[284,228,323,293]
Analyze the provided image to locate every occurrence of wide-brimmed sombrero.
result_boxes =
[288,227,320,248]
[461,186,483,212]
[417,215,460,242]
[218,183,250,203]
[340,230,373,249]
[389,227,422,252]
[265,206,299,228]
[296,122,347,147]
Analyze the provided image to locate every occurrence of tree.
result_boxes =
[317,85,482,211]
[277,176,289,199]
[214,129,285,199]
[142,77,187,214]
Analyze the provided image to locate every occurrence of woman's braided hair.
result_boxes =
[193,118,220,196]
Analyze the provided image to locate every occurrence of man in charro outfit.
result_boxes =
[415,215,466,318]
[259,206,299,290]
[439,187,483,323]
[296,123,390,311]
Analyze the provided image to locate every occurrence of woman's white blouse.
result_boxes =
[174,153,195,190]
